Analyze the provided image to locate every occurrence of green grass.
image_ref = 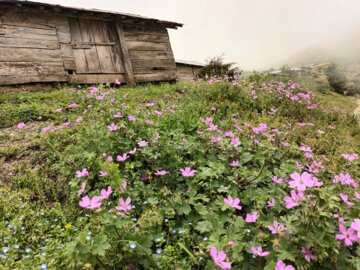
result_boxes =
[0,79,359,269]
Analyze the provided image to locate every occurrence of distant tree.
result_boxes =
[197,56,240,78]
[325,64,348,95]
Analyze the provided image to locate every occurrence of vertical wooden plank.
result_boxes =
[91,20,115,73]
[68,17,88,73]
[105,22,124,73]
[115,20,135,86]
[79,19,101,73]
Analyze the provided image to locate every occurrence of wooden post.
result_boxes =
[115,20,135,86]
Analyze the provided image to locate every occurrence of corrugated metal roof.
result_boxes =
[1,0,183,28]
[176,60,205,67]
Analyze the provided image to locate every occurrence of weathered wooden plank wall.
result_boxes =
[0,8,67,84]
[0,4,179,85]
[123,23,177,82]
[176,65,202,80]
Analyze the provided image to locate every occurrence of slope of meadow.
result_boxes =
[0,78,359,270]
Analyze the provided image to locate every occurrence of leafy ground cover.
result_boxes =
[0,78,359,270]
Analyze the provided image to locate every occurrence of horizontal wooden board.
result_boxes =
[122,24,168,36]
[0,48,62,62]
[1,11,55,30]
[69,74,126,84]
[134,70,177,82]
[127,41,169,51]
[0,25,57,40]
[124,33,169,43]
[0,74,68,85]
[133,66,176,74]
[131,59,176,68]
[129,50,174,60]
[0,36,60,49]
[0,62,65,76]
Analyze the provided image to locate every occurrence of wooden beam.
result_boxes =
[69,74,126,84]
[115,20,135,86]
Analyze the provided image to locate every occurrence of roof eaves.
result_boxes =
[4,0,183,28]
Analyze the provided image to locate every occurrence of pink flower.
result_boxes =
[275,260,295,270]
[63,121,72,127]
[268,221,287,234]
[230,137,241,148]
[180,167,196,177]
[267,199,275,207]
[129,148,137,155]
[89,86,98,95]
[333,173,357,188]
[225,131,234,137]
[128,115,137,122]
[68,103,78,108]
[224,195,242,210]
[55,108,62,113]
[155,170,169,176]
[17,122,26,129]
[120,181,127,193]
[300,144,312,152]
[100,186,112,199]
[230,160,239,167]
[288,172,315,191]
[107,123,118,132]
[342,153,358,162]
[42,126,51,133]
[351,219,360,237]
[211,106,217,111]
[116,153,129,162]
[211,136,223,143]
[339,194,354,206]
[115,79,121,85]
[76,168,89,178]
[145,102,155,107]
[79,195,103,209]
[301,247,315,262]
[227,241,235,246]
[116,197,132,213]
[272,176,284,184]
[245,212,259,223]
[336,224,359,246]
[138,141,149,147]
[209,246,232,269]
[99,171,107,177]
[77,182,87,196]
[107,156,113,162]
[153,110,163,116]
[76,117,83,123]
[196,130,204,135]
[284,190,304,209]
[281,141,291,147]
[114,112,123,118]
[251,246,270,257]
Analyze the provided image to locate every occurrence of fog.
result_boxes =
[27,0,360,70]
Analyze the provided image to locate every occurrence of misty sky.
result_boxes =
[29,0,360,70]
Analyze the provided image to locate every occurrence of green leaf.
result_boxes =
[195,221,213,233]
[92,235,111,257]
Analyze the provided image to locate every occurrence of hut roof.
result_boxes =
[176,60,205,67]
[1,0,183,29]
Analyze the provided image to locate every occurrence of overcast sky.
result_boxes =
[31,0,360,70]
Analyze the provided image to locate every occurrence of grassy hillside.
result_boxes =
[0,78,359,269]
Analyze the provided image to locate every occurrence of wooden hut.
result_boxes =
[176,60,204,80]
[0,0,183,85]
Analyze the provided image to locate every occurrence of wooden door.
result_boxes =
[68,18,124,74]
